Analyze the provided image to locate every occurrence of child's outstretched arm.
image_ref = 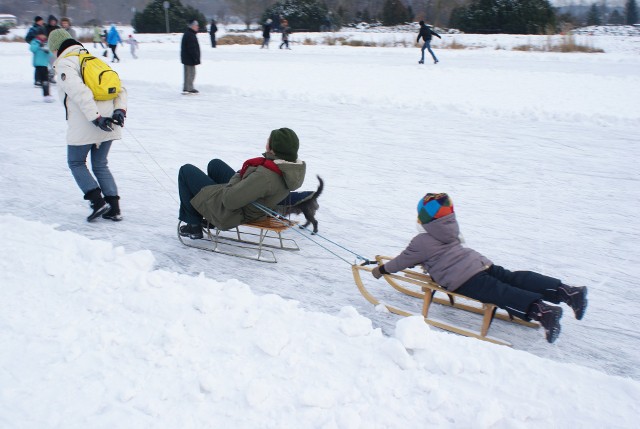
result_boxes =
[372,235,431,279]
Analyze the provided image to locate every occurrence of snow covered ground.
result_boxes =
[1,30,640,427]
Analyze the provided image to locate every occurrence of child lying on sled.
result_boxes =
[372,193,587,343]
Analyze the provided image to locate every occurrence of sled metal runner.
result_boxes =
[177,218,299,263]
[352,255,539,347]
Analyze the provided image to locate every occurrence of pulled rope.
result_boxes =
[252,202,371,266]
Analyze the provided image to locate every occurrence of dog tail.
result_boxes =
[313,175,324,199]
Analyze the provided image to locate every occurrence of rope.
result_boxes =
[122,127,179,204]
[252,202,371,266]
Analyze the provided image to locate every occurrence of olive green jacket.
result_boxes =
[190,155,306,230]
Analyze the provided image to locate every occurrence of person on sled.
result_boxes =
[371,193,588,344]
[178,128,306,239]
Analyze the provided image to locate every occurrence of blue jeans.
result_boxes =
[67,141,118,196]
[421,41,438,63]
[178,159,235,224]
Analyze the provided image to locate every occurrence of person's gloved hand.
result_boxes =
[92,116,113,132]
[112,109,126,126]
[372,264,388,279]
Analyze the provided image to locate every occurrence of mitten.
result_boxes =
[112,109,126,126]
[372,264,388,279]
[92,116,113,132]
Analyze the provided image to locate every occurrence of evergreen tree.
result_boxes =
[587,4,601,26]
[450,0,556,34]
[262,0,329,31]
[626,0,639,24]
[382,0,410,26]
[133,0,206,34]
[608,9,624,24]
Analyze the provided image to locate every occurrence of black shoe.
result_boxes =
[84,188,109,222]
[434,60,439,64]
[558,284,588,320]
[179,224,203,240]
[188,89,199,94]
[102,196,122,221]
[418,60,424,64]
[527,301,563,343]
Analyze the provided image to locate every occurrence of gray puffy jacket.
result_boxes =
[383,214,492,291]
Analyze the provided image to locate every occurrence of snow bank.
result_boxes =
[1,215,639,428]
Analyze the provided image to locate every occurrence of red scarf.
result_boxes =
[239,157,283,178]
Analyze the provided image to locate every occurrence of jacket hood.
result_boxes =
[274,159,306,191]
[422,213,459,244]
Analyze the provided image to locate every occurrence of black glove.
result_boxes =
[372,264,388,279]
[112,109,126,127]
[92,116,114,132]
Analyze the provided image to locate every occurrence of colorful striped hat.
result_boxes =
[417,193,454,224]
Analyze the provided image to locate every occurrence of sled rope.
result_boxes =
[252,202,371,265]
[122,127,180,204]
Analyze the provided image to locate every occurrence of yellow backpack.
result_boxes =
[65,49,121,101]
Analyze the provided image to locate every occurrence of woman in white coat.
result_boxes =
[48,29,128,222]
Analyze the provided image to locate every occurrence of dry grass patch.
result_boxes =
[513,35,604,53]
[439,39,468,49]
[218,34,261,45]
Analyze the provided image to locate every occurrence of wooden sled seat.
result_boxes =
[352,256,540,346]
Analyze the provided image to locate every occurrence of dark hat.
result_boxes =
[48,15,58,22]
[48,28,72,52]
[419,20,425,25]
[417,193,454,224]
[34,16,43,23]
[269,128,299,162]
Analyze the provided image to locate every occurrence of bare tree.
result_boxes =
[57,0,71,17]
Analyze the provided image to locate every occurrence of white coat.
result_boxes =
[54,44,128,146]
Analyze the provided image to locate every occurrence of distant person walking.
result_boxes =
[279,19,291,50]
[107,24,122,62]
[92,25,104,48]
[48,28,128,222]
[181,20,201,94]
[417,20,441,64]
[29,34,53,102]
[261,19,272,49]
[209,19,217,48]
[25,16,45,44]
[126,34,139,59]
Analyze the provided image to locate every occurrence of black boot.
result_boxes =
[558,284,588,320]
[84,188,110,222]
[179,223,203,240]
[527,300,563,344]
[102,195,122,221]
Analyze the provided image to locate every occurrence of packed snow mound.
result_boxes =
[1,215,640,427]
[571,25,640,36]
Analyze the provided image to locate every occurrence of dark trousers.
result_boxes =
[455,265,562,320]
[178,159,235,224]
[210,35,216,47]
[35,66,50,96]
[109,44,119,61]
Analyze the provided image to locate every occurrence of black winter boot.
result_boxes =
[102,196,122,221]
[84,188,110,222]
[558,284,588,320]
[179,223,203,240]
[527,300,563,344]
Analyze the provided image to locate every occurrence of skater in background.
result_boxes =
[60,17,76,39]
[45,15,59,36]
[126,34,139,59]
[177,128,306,239]
[180,19,201,94]
[101,29,108,56]
[371,193,588,344]
[92,25,104,48]
[106,24,122,62]
[209,19,217,48]
[261,18,272,48]
[25,16,46,86]
[48,28,128,223]
[279,19,291,50]
[417,20,441,64]
[29,33,53,102]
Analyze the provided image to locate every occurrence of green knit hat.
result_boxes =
[48,28,73,52]
[269,128,299,162]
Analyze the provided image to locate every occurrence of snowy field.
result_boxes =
[1,29,640,427]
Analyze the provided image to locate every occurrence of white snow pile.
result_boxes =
[1,215,639,428]
[571,25,640,36]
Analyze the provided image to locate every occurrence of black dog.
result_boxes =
[276,175,324,234]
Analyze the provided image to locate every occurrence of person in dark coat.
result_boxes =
[372,193,588,344]
[209,19,217,48]
[261,19,272,49]
[416,20,441,64]
[181,20,201,94]
[45,15,60,36]
[25,16,45,43]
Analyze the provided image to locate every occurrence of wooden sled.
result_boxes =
[178,217,299,263]
[352,256,539,346]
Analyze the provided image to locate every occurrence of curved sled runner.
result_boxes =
[178,218,299,263]
[352,256,539,346]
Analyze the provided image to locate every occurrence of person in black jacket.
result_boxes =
[181,20,201,94]
[417,20,441,64]
[209,19,217,48]
[261,19,272,49]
